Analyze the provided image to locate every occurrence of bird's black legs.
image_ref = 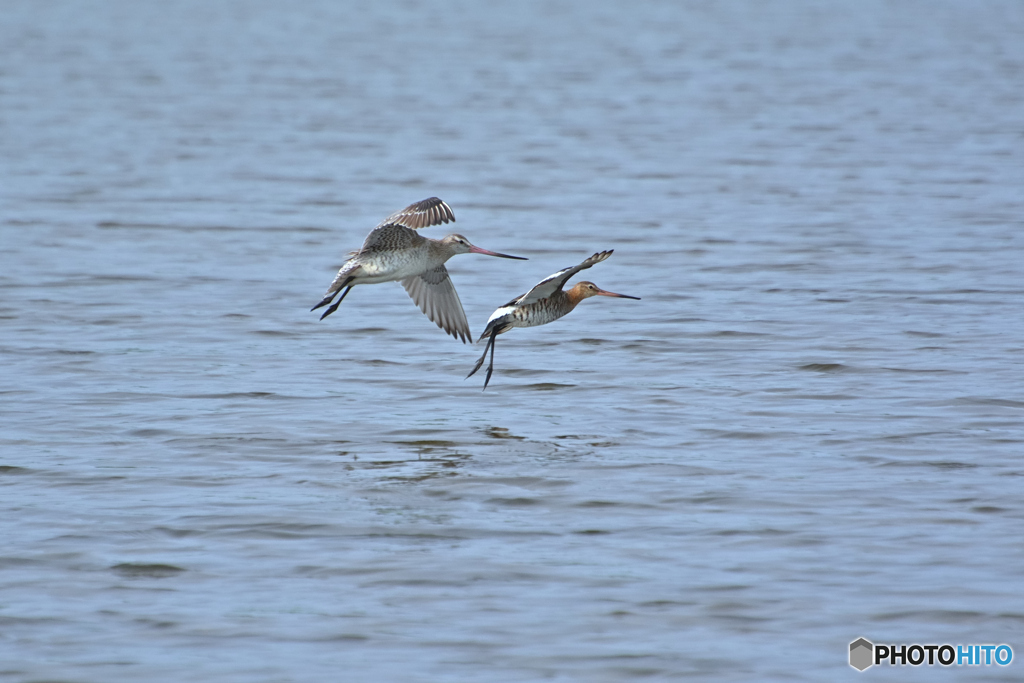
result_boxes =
[318,286,352,320]
[467,336,489,379]
[311,277,354,314]
[467,333,498,389]
[483,333,497,390]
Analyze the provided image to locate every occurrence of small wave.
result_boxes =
[798,363,851,373]
[111,563,186,578]
[523,383,575,391]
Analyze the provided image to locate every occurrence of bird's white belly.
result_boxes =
[354,250,431,284]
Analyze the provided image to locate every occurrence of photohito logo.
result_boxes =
[849,638,1013,671]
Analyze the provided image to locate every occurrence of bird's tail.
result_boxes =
[475,316,511,343]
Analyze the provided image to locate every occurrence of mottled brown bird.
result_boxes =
[468,250,640,388]
[312,198,526,342]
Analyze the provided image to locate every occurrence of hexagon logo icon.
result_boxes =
[850,638,874,671]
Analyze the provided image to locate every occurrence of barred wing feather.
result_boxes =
[401,265,472,343]
[376,197,455,231]
[514,250,614,306]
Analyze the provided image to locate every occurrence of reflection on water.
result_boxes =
[3,0,1024,680]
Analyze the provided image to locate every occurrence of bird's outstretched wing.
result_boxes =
[357,197,453,254]
[514,250,614,306]
[376,197,455,231]
[401,265,472,343]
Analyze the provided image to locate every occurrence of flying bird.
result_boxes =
[311,197,526,342]
[468,250,640,388]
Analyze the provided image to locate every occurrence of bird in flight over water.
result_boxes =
[311,197,527,343]
[468,250,640,388]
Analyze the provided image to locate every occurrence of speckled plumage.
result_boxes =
[468,250,640,388]
[311,197,526,343]
[478,250,616,338]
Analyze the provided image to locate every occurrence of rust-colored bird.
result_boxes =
[311,197,526,342]
[468,250,640,388]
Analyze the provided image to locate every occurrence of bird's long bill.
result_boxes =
[469,245,528,260]
[595,288,641,300]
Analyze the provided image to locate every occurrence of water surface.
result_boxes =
[2,1,1023,680]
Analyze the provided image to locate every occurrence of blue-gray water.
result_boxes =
[2,1,1023,681]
